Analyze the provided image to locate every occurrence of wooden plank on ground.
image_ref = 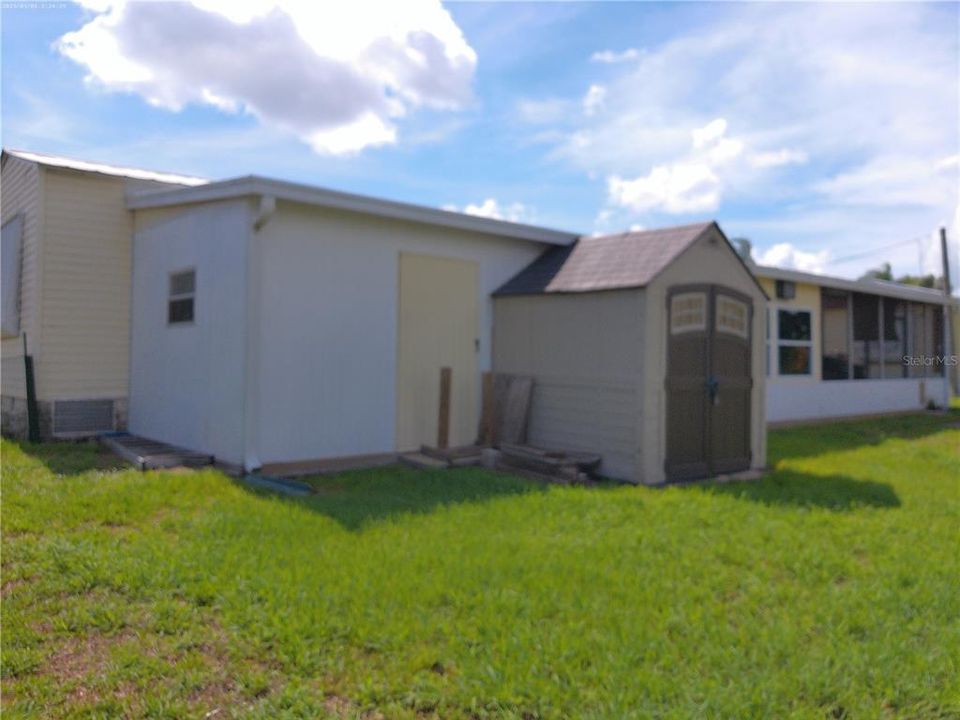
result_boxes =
[400,452,449,470]
[478,371,494,446]
[437,366,451,449]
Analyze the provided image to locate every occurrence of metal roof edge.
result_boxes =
[127,175,579,246]
[4,147,209,186]
[753,264,954,304]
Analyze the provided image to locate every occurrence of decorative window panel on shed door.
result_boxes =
[396,253,479,451]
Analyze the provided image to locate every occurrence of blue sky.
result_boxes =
[3,1,958,282]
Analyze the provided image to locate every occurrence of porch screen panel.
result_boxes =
[927,305,944,377]
[821,289,849,380]
[882,298,907,378]
[852,293,880,379]
[908,303,926,378]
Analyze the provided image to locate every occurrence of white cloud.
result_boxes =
[582,84,606,116]
[590,48,642,64]
[57,0,476,154]
[692,118,727,149]
[749,149,808,169]
[541,3,958,265]
[756,243,830,273]
[816,154,959,208]
[707,137,745,165]
[449,198,533,223]
[605,117,743,214]
[609,164,720,214]
[517,97,572,124]
[936,154,959,170]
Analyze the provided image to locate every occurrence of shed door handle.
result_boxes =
[706,377,719,404]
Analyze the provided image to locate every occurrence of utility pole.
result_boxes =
[940,227,955,399]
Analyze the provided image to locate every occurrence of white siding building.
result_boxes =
[0,149,205,438]
[125,177,574,471]
[754,266,953,423]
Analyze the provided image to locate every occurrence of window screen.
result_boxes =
[821,289,849,380]
[852,293,880,379]
[2,215,23,337]
[908,303,926,378]
[168,269,195,324]
[882,298,907,378]
[928,305,944,377]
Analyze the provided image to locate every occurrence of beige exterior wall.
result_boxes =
[35,169,136,401]
[643,229,768,485]
[2,160,190,438]
[758,276,822,382]
[492,289,644,481]
[1,156,44,399]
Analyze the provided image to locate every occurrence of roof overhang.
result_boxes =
[127,175,579,246]
[754,264,954,305]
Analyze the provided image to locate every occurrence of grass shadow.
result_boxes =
[6,440,129,477]
[768,410,958,463]
[239,464,549,531]
[695,470,901,511]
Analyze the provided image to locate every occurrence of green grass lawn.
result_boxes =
[2,414,959,719]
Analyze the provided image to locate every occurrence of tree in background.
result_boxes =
[860,263,893,281]
[860,262,943,289]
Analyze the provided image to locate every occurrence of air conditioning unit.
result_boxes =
[53,399,115,437]
[775,279,796,300]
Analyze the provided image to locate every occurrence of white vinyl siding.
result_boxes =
[255,202,545,467]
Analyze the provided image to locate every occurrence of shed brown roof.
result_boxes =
[494,221,715,296]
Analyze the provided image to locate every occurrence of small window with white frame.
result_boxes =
[777,308,812,375]
[716,295,748,338]
[670,292,706,334]
[168,269,195,325]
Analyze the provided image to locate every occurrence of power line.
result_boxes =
[829,235,929,266]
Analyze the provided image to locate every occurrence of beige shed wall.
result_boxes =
[492,289,644,481]
[1,156,43,398]
[643,229,768,485]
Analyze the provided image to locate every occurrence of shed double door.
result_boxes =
[665,285,753,482]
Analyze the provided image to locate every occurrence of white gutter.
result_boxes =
[242,194,276,472]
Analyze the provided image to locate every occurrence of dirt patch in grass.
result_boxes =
[188,677,245,719]
[46,632,124,681]
[1,577,30,597]
[324,694,387,720]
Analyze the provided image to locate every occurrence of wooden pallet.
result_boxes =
[99,433,214,471]
[399,444,483,470]
[497,443,600,485]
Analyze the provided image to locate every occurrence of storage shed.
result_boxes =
[493,222,768,485]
